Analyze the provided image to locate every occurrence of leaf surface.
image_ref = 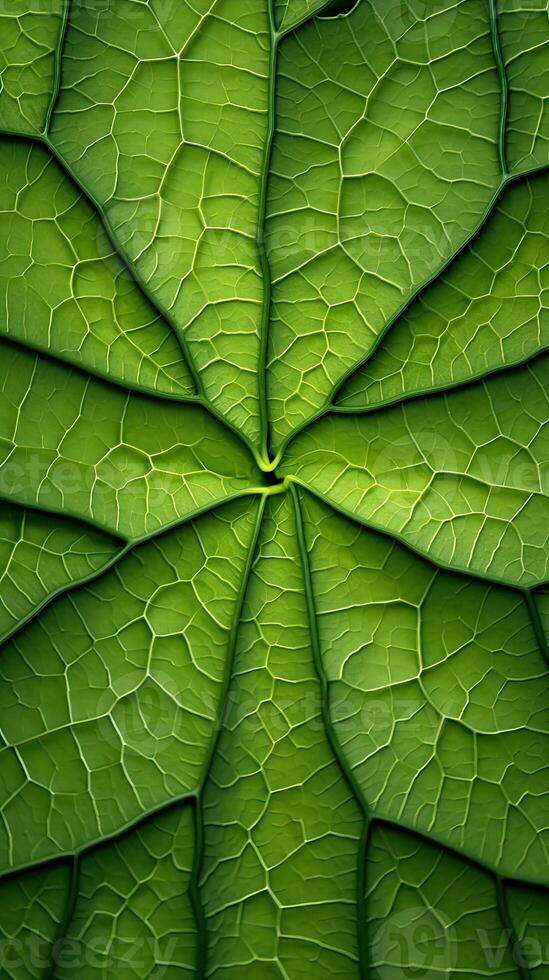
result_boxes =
[201,493,363,978]
[500,0,549,175]
[0,499,259,870]
[0,0,62,135]
[0,140,194,397]
[283,358,549,585]
[0,341,261,539]
[339,173,549,410]
[297,492,549,879]
[0,1,548,977]
[48,0,271,446]
[56,803,197,979]
[266,0,502,450]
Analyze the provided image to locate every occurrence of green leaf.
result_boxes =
[0,863,69,979]
[275,0,334,33]
[0,0,62,135]
[0,140,194,397]
[0,499,259,869]
[506,883,549,977]
[56,803,197,978]
[201,493,363,978]
[0,0,548,976]
[283,358,549,585]
[0,500,119,643]
[296,491,549,879]
[266,0,502,450]
[500,0,549,175]
[366,824,519,978]
[48,0,271,447]
[0,341,262,539]
[338,173,549,411]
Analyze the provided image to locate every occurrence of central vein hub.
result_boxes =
[263,467,285,487]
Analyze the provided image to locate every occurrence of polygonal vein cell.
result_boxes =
[266,0,502,451]
[366,823,530,979]
[0,498,258,871]
[0,340,261,540]
[55,802,197,979]
[0,801,197,978]
[339,172,549,411]
[500,0,549,175]
[0,500,120,644]
[283,355,549,586]
[298,493,549,882]
[0,0,63,135]
[200,493,363,979]
[49,0,271,447]
[0,139,194,398]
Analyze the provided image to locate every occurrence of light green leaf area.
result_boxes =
[0,341,261,539]
[299,491,549,879]
[48,0,270,445]
[201,493,363,979]
[500,0,549,175]
[339,173,549,410]
[275,0,334,32]
[0,140,194,398]
[0,0,62,135]
[0,0,548,976]
[56,803,197,979]
[266,0,502,450]
[0,498,258,870]
[0,501,119,644]
[283,357,549,586]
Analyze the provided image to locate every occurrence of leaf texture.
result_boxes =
[338,173,549,410]
[266,0,502,450]
[201,493,363,978]
[0,501,119,644]
[366,824,520,978]
[48,0,271,447]
[0,499,259,869]
[283,357,549,585]
[500,0,549,175]
[297,492,549,879]
[56,803,197,979]
[0,0,62,135]
[0,0,548,976]
[0,341,261,539]
[0,140,194,397]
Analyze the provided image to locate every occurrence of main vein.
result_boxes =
[191,494,267,979]
[256,0,280,467]
[290,481,371,980]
